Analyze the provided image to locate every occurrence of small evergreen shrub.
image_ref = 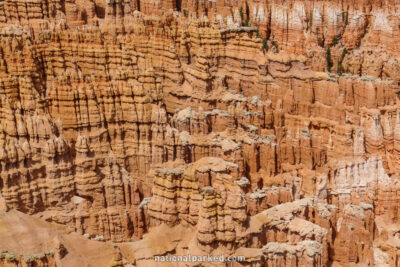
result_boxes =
[326,47,333,72]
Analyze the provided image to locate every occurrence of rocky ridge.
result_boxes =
[1,0,400,266]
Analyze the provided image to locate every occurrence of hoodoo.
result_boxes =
[0,0,400,266]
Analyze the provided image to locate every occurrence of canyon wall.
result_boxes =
[1,0,400,266]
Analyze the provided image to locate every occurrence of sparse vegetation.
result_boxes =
[326,47,333,72]
[240,7,250,26]
[342,11,349,26]
[260,36,278,53]
[316,26,320,37]
[183,9,188,18]
[271,41,279,53]
[365,24,371,35]
[332,36,339,46]
[262,38,269,52]
[256,28,262,38]
[337,48,347,76]
[240,7,245,23]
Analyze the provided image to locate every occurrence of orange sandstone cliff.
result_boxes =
[0,0,400,266]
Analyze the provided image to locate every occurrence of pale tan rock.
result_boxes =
[0,0,400,266]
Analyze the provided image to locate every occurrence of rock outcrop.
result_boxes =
[1,0,400,266]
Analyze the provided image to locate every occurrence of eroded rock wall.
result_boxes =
[1,0,400,266]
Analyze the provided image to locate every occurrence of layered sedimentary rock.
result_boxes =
[1,0,400,266]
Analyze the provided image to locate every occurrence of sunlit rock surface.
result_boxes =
[1,0,400,266]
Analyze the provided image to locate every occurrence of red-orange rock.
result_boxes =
[0,0,400,266]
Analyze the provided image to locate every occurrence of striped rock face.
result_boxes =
[0,0,400,266]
